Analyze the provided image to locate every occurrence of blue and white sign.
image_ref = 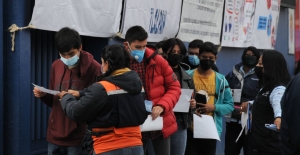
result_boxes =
[121,0,182,42]
[30,0,123,37]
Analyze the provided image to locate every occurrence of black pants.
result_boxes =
[252,149,282,155]
[224,122,252,155]
[185,129,216,155]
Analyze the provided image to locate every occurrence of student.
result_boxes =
[155,40,165,56]
[185,42,233,155]
[162,38,195,155]
[224,46,260,155]
[181,39,219,72]
[123,26,181,155]
[58,44,147,155]
[32,27,101,155]
[241,51,291,155]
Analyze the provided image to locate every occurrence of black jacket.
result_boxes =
[176,65,195,129]
[225,62,259,103]
[60,70,147,129]
[280,74,300,155]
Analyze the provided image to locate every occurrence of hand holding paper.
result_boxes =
[193,114,220,141]
[140,115,163,132]
[32,83,61,95]
[173,89,194,112]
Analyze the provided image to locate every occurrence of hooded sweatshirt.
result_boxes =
[40,50,101,146]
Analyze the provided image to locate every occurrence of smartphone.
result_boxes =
[195,93,207,108]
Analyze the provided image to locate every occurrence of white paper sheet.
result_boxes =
[32,83,61,95]
[173,89,193,112]
[193,114,220,141]
[140,115,163,132]
[236,103,250,142]
[233,89,242,103]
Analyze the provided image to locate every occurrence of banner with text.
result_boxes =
[121,0,182,42]
[252,0,281,49]
[221,0,281,49]
[30,0,122,37]
[177,0,224,44]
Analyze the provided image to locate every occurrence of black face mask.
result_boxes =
[254,66,263,79]
[243,56,257,68]
[167,53,183,67]
[200,59,214,71]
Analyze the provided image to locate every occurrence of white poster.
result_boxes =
[121,0,182,42]
[176,0,224,44]
[221,0,257,47]
[252,0,281,49]
[30,0,123,37]
[289,8,295,54]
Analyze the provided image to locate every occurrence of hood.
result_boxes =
[144,45,158,64]
[234,62,244,70]
[103,70,143,95]
[78,50,96,78]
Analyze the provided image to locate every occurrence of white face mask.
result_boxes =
[60,52,79,66]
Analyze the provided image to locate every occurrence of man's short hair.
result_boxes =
[188,39,203,49]
[55,27,81,54]
[125,26,148,44]
[199,42,217,56]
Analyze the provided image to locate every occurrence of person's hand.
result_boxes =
[197,103,215,114]
[274,117,281,130]
[57,91,68,99]
[240,102,249,113]
[68,90,80,98]
[194,108,202,117]
[189,99,196,109]
[152,106,164,120]
[33,87,46,98]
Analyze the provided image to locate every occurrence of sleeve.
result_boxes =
[215,78,234,116]
[60,83,108,122]
[40,64,55,107]
[156,59,181,114]
[269,86,285,118]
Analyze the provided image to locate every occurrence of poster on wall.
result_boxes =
[221,0,257,47]
[120,0,182,42]
[288,8,295,54]
[251,0,281,49]
[176,0,225,44]
[30,1,123,37]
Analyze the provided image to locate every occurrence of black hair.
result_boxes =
[155,40,165,49]
[199,42,217,56]
[242,46,260,60]
[101,44,130,78]
[188,39,203,49]
[294,60,300,75]
[55,27,81,54]
[125,26,148,44]
[262,50,291,91]
[161,38,187,56]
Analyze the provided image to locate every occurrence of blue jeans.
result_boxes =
[48,142,82,155]
[170,115,187,155]
[94,146,143,155]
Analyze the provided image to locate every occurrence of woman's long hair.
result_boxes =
[262,50,291,91]
[100,44,130,78]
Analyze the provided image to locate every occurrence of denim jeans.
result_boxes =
[48,142,82,155]
[170,115,187,155]
[94,146,143,155]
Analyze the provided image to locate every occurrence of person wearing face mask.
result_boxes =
[185,42,233,155]
[241,51,291,155]
[123,26,181,155]
[32,27,101,155]
[224,46,260,155]
[57,45,147,155]
[181,39,219,72]
[161,38,195,155]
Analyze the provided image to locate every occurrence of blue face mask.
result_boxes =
[188,55,200,66]
[60,53,79,66]
[127,42,145,63]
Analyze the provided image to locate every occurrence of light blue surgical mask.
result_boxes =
[60,53,79,66]
[127,42,145,63]
[188,55,200,66]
